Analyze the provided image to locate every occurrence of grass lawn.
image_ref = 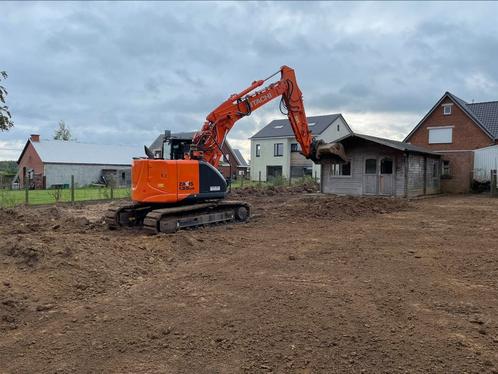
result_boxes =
[0,187,130,208]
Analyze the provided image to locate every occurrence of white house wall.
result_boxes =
[250,138,291,181]
[474,145,498,181]
[44,163,130,188]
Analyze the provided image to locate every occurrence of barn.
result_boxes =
[16,135,143,189]
[320,133,441,197]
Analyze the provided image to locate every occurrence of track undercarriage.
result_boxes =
[105,200,250,234]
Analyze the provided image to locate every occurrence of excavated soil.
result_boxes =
[0,193,497,373]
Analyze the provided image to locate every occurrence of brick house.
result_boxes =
[149,132,249,180]
[404,92,498,193]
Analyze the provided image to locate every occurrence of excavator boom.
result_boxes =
[190,66,342,167]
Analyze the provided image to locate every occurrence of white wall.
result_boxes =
[250,138,290,181]
[474,145,498,182]
[44,163,130,187]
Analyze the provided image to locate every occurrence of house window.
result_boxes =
[330,161,351,176]
[274,143,284,157]
[442,160,451,177]
[428,127,453,144]
[256,144,261,157]
[290,166,313,178]
[443,104,452,116]
[365,159,377,174]
[337,124,340,131]
[290,143,301,152]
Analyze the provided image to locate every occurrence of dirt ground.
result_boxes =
[0,192,497,373]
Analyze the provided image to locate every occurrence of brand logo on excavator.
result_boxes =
[179,181,195,191]
[250,93,272,108]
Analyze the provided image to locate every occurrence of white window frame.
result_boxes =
[428,126,453,144]
[274,143,284,157]
[442,103,453,116]
[290,143,301,152]
[442,160,451,177]
[329,160,352,178]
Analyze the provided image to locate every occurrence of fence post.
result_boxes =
[258,171,261,187]
[491,170,497,197]
[110,185,114,199]
[71,175,75,203]
[241,175,244,188]
[24,184,29,205]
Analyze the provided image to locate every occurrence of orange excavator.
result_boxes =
[106,65,346,233]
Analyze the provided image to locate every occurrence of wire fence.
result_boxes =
[0,186,130,208]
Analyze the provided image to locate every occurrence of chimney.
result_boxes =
[30,134,40,142]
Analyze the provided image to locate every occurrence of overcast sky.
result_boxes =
[2,1,498,161]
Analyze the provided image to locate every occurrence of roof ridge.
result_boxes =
[467,99,498,105]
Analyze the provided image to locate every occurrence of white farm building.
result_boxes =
[16,134,143,189]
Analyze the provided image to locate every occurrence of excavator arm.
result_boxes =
[190,65,345,167]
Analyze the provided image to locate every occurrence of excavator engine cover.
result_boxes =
[131,159,227,204]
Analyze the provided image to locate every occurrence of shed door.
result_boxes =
[379,158,394,195]
[363,158,378,195]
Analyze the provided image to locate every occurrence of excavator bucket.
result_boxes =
[316,142,347,163]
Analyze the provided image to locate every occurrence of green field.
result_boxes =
[0,187,130,208]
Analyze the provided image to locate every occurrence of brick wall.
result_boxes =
[407,96,494,193]
[439,152,474,193]
[17,142,44,188]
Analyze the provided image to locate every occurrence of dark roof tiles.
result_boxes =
[250,114,341,139]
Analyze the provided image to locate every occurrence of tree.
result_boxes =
[53,120,74,141]
[0,71,14,131]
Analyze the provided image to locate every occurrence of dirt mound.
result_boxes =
[297,195,410,219]
[230,180,319,197]
[0,205,99,235]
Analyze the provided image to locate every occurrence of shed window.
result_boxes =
[429,127,452,144]
[432,161,439,178]
[330,161,351,176]
[380,158,393,174]
[365,159,377,174]
[442,160,451,177]
[255,144,261,157]
[121,172,126,181]
[274,143,284,157]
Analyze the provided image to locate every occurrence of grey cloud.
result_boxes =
[2,2,498,160]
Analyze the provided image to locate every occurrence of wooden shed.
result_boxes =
[320,134,441,197]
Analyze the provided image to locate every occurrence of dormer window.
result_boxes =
[443,104,452,116]
[274,125,284,129]
[308,122,316,127]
